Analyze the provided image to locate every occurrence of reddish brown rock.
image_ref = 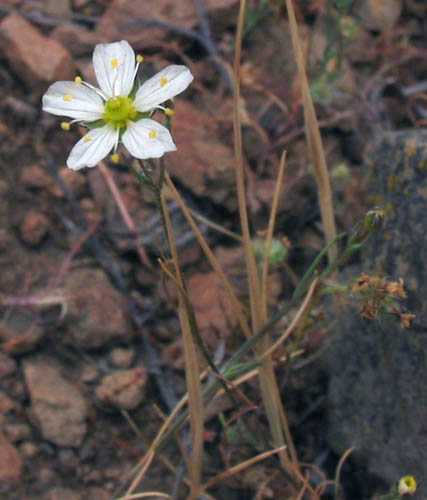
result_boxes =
[109,347,135,369]
[188,272,238,348]
[166,100,236,208]
[18,441,38,458]
[50,25,107,57]
[0,317,44,355]
[64,269,132,349]
[95,367,147,410]
[45,487,83,500]
[214,245,283,306]
[0,13,74,89]
[0,228,10,253]
[20,165,54,190]
[19,164,85,198]
[23,358,87,447]
[0,431,23,487]
[72,0,90,8]
[0,392,15,415]
[3,424,31,444]
[58,167,87,198]
[86,487,110,500]
[0,352,16,377]
[19,211,50,246]
[43,0,72,19]
[352,0,401,31]
[96,0,238,47]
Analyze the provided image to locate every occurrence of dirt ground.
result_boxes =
[0,1,426,499]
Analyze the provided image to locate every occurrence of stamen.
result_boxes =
[80,80,108,100]
[61,122,71,131]
[110,153,120,163]
[165,108,175,116]
[160,77,168,87]
[75,76,82,84]
[84,136,92,143]
[149,130,158,139]
[63,94,73,101]
[111,61,119,96]
[131,55,144,86]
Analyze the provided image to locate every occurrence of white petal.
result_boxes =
[133,65,193,112]
[66,126,118,170]
[122,119,177,159]
[93,40,136,98]
[42,81,104,121]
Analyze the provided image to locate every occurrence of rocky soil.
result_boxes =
[0,1,426,499]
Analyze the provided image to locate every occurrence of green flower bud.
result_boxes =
[253,238,288,265]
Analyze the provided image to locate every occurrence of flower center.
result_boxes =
[103,96,137,129]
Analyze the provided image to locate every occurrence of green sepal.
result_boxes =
[129,77,141,100]
[131,111,151,122]
[85,119,106,129]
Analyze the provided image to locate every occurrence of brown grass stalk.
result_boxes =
[116,493,172,500]
[334,447,355,500]
[199,446,287,492]
[160,190,204,500]
[124,362,215,497]
[121,410,217,499]
[285,0,338,264]
[261,277,319,360]
[233,0,296,477]
[261,151,287,318]
[164,172,251,340]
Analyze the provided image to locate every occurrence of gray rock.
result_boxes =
[95,367,147,410]
[327,131,427,494]
[23,357,88,447]
[64,268,132,349]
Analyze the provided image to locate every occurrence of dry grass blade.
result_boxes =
[233,0,262,334]
[164,172,251,340]
[124,450,156,497]
[334,447,355,500]
[116,493,172,500]
[189,209,242,242]
[261,150,287,319]
[199,446,287,492]
[121,409,216,499]
[160,190,204,500]
[233,0,293,477]
[261,277,319,359]
[285,0,337,265]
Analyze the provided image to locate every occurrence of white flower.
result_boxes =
[42,40,193,170]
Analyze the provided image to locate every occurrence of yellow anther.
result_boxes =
[160,77,168,87]
[110,153,120,163]
[63,94,73,102]
[149,130,158,139]
[165,108,175,116]
[111,59,119,68]
[83,136,92,143]
[74,76,82,84]
[61,122,71,131]
[136,54,144,63]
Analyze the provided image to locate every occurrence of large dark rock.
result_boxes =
[327,131,427,496]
